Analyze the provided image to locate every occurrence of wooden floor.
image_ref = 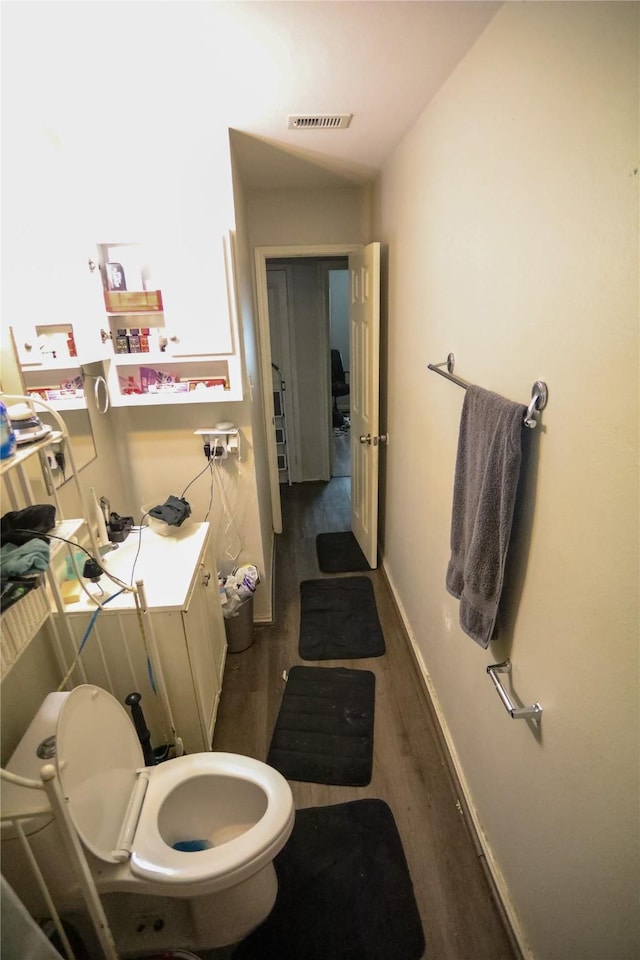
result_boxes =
[211,479,519,960]
[332,425,351,477]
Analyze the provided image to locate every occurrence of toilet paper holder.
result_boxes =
[486,659,542,721]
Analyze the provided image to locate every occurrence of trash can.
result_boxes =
[224,595,255,653]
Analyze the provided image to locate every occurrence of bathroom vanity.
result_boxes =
[55,522,227,755]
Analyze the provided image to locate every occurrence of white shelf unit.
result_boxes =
[95,235,244,406]
[0,397,99,682]
[104,353,242,406]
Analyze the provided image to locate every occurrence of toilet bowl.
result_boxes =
[1,685,295,952]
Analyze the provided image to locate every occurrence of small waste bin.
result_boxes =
[224,595,254,653]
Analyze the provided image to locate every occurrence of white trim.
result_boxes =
[254,531,276,625]
[254,244,362,532]
[381,555,534,960]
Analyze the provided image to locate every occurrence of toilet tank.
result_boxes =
[1,692,69,837]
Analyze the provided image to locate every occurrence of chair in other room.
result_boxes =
[331,349,349,428]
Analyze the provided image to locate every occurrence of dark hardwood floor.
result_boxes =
[211,479,519,960]
[332,425,351,477]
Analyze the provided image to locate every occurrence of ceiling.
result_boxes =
[2,1,501,190]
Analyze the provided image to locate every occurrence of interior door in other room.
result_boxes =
[349,242,381,569]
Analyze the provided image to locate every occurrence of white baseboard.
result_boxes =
[381,558,533,960]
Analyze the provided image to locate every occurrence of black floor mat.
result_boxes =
[266,666,375,785]
[316,530,371,572]
[232,799,425,960]
[299,576,385,660]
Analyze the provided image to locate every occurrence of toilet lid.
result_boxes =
[56,685,144,863]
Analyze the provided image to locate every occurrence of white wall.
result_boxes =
[373,4,639,959]
[247,186,370,248]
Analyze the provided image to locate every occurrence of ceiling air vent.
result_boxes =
[288,114,352,130]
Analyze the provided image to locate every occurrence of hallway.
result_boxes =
[212,479,519,960]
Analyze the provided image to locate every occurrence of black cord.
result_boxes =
[180,459,215,499]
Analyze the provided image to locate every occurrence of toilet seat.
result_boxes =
[130,752,295,887]
[56,686,295,887]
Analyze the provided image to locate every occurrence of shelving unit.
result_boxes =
[272,365,291,484]
[0,396,98,682]
[94,236,244,406]
[9,326,87,413]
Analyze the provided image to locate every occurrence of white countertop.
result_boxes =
[62,521,210,613]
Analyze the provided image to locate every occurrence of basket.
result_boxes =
[1,583,49,679]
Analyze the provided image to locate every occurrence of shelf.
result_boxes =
[109,351,176,366]
[105,355,243,405]
[0,430,64,477]
[37,397,87,412]
[103,289,163,313]
[19,358,82,373]
[49,518,87,558]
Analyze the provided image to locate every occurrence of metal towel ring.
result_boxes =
[83,374,109,414]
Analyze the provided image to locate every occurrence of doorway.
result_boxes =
[266,256,348,485]
[266,258,350,484]
[328,268,351,479]
[255,241,381,567]
[256,245,359,535]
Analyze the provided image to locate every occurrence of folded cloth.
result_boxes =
[1,504,56,546]
[446,385,525,648]
[0,539,50,576]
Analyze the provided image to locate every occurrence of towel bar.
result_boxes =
[486,659,542,721]
[427,353,548,429]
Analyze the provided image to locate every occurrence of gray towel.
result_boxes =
[446,385,525,648]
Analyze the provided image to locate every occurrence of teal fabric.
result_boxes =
[0,539,50,576]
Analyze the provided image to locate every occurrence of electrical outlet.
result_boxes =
[194,427,239,460]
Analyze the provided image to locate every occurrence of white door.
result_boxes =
[349,242,381,569]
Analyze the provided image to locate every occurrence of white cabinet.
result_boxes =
[54,522,227,754]
[94,235,243,406]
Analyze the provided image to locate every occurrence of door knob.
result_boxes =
[359,434,371,444]
[360,434,388,446]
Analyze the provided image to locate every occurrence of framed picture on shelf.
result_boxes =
[105,262,127,291]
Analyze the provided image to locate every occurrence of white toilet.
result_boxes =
[1,685,295,954]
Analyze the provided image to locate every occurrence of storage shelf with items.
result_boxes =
[9,325,87,413]
[0,395,99,682]
[95,236,244,406]
[105,355,242,406]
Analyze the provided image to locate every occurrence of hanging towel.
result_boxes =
[446,385,525,648]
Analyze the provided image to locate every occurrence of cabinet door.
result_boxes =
[161,233,237,357]
[182,558,226,749]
